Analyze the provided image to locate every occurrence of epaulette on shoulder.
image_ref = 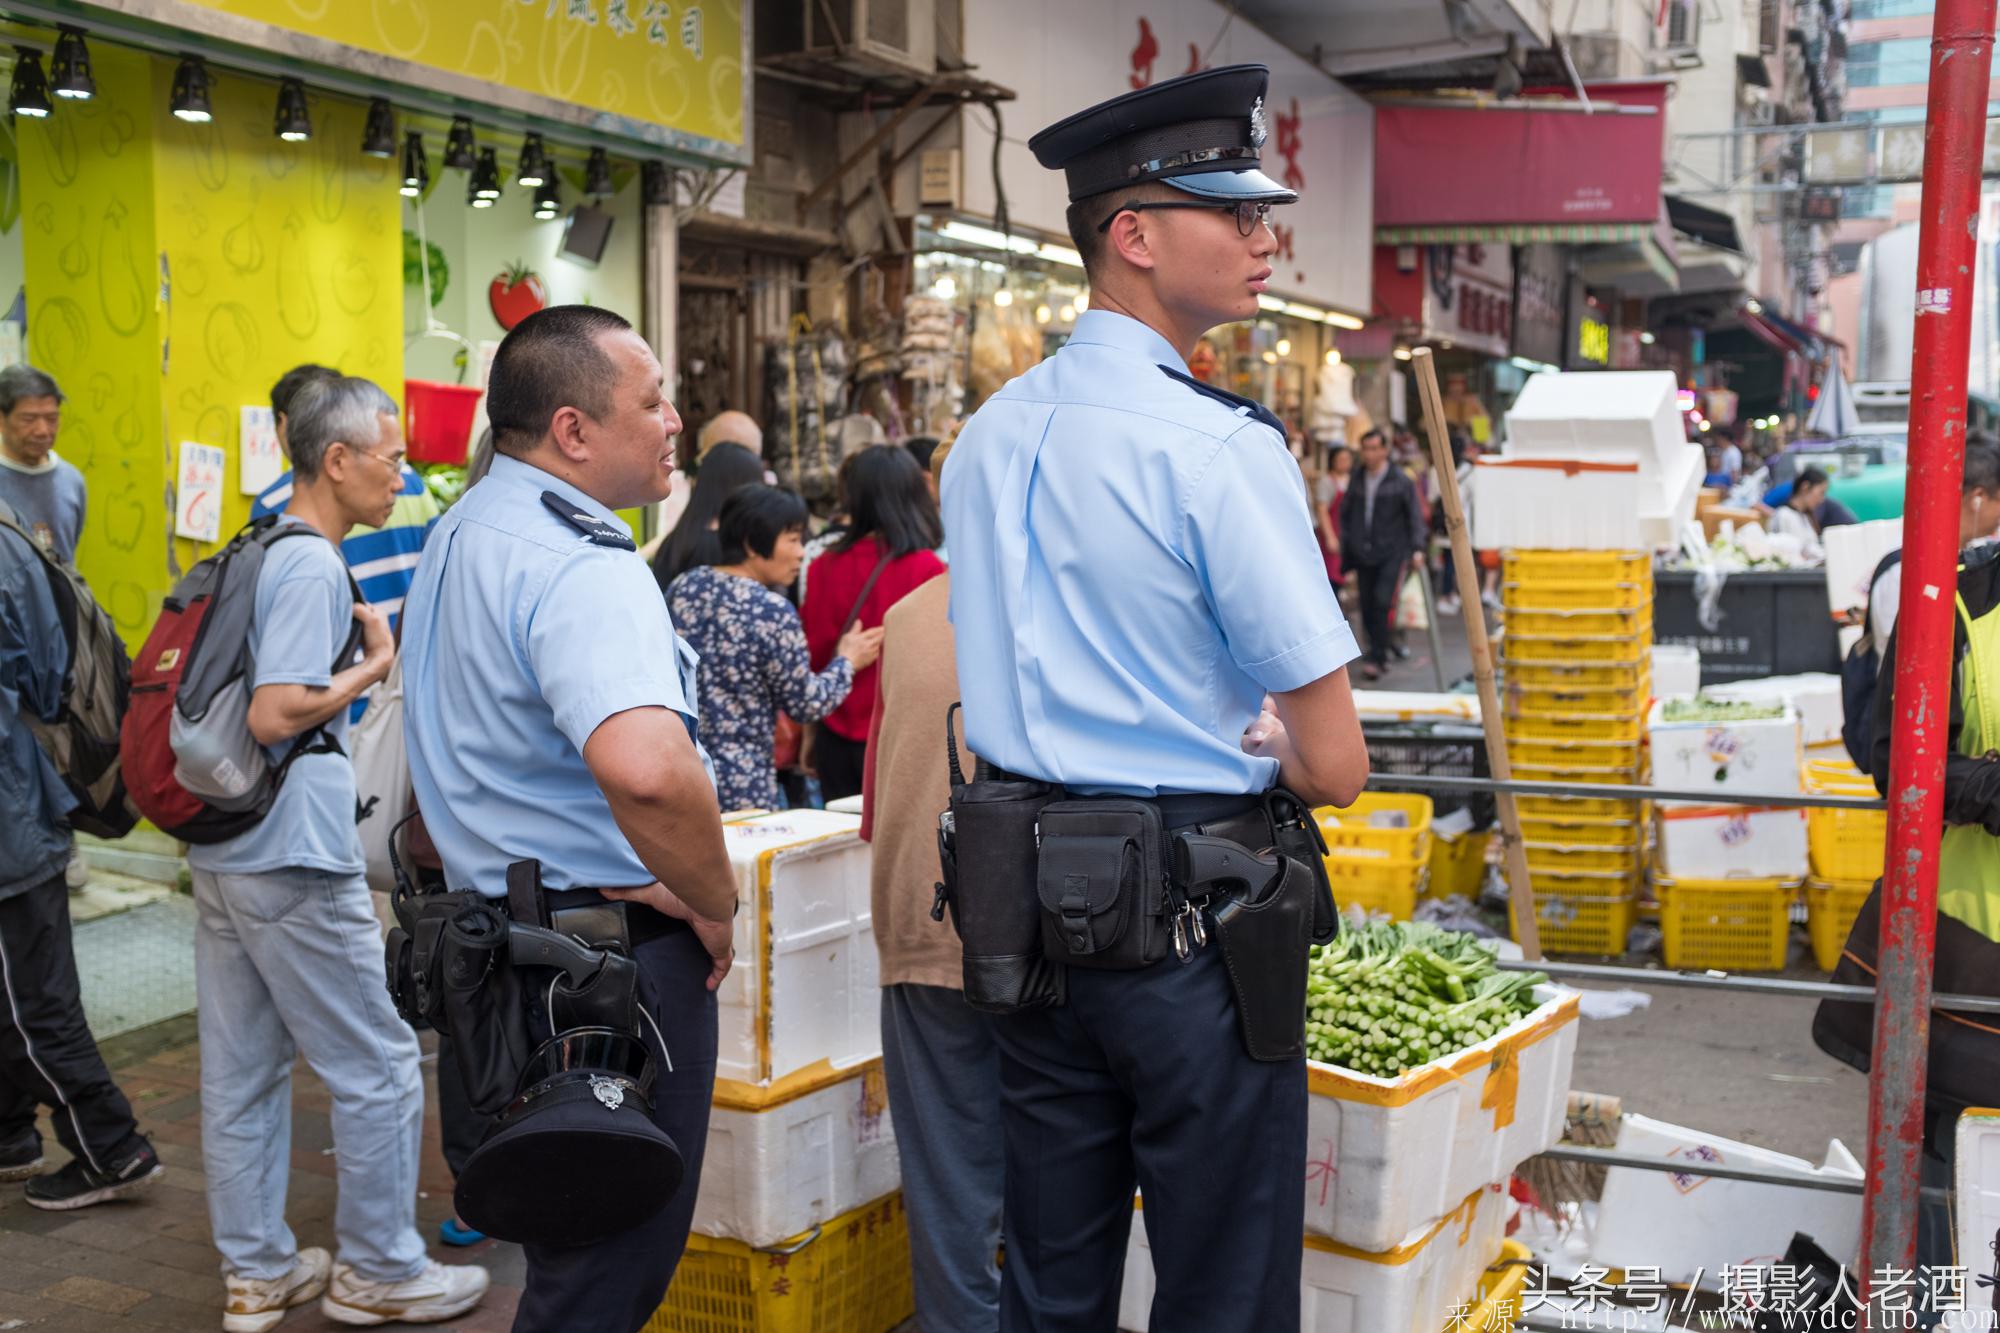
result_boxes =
[540,491,636,551]
[1156,365,1285,438]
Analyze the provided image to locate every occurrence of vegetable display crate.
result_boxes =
[1298,984,1576,1249]
[1504,659,1651,692]
[1504,602,1654,639]
[1806,876,1875,972]
[644,1193,913,1333]
[1647,700,1803,797]
[1510,874,1639,956]
[1522,840,1644,875]
[1119,1184,1511,1333]
[1501,632,1653,667]
[1804,761,1886,883]
[1319,793,1434,921]
[1504,738,1644,774]
[1501,577,1651,611]
[1426,830,1490,901]
[1503,550,1652,586]
[1505,681,1652,718]
[1656,875,1800,972]
[1465,1240,1534,1333]
[1502,711,1646,745]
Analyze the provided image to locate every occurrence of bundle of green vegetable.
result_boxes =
[1658,696,1785,724]
[1306,922,1549,1077]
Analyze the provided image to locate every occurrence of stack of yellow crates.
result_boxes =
[1803,755,1886,970]
[1498,550,1654,955]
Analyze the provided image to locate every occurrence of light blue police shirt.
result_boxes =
[185,517,364,877]
[942,309,1360,798]
[401,453,709,899]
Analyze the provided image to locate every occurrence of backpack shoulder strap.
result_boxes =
[1858,548,1903,650]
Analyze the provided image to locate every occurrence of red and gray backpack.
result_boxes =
[119,517,362,845]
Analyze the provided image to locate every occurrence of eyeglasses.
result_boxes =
[1095,199,1276,238]
[351,446,407,472]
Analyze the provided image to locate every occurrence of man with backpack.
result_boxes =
[0,498,161,1210]
[178,377,489,1331]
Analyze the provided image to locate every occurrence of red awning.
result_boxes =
[1373,84,1669,238]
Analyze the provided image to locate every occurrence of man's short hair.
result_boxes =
[1965,439,2000,494]
[0,365,63,416]
[286,376,398,482]
[486,306,634,455]
[1064,181,1180,276]
[1357,428,1387,449]
[270,363,338,420]
[718,484,809,563]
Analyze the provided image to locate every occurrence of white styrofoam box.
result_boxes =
[1118,1182,1510,1333]
[1838,623,1863,658]
[719,810,879,1087]
[1707,674,1845,747]
[1652,644,1702,699]
[1648,448,1707,553]
[823,794,866,815]
[1823,518,1903,620]
[1593,1114,1863,1288]
[1353,690,1482,725]
[1302,988,1578,1250]
[1471,457,1644,551]
[1948,1108,2000,1332]
[1648,700,1804,795]
[1656,803,1809,878]
[694,1058,900,1247]
[1505,370,1688,485]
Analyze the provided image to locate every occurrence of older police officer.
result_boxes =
[942,66,1370,1330]
[400,306,737,1333]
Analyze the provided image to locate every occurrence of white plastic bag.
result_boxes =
[349,654,412,896]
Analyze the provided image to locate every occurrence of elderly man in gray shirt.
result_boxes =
[0,367,86,564]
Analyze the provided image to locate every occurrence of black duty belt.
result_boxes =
[502,886,688,949]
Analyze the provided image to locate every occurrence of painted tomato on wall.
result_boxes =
[489,262,548,331]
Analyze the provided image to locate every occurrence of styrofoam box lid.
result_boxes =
[1647,698,1799,730]
[723,809,863,870]
[1505,370,1687,473]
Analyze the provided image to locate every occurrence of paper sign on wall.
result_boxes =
[175,442,226,544]
[240,406,283,496]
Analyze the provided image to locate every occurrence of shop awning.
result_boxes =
[1741,307,1816,358]
[1665,195,1745,253]
[1372,83,1669,238]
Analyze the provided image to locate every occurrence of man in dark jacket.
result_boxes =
[1339,428,1426,680]
[0,500,160,1208]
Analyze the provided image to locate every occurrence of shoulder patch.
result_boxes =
[539,491,636,551]
[1157,365,1285,437]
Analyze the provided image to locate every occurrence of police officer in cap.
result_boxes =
[400,305,737,1333]
[943,65,1370,1329]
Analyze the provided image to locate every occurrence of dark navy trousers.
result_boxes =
[992,940,1306,1333]
[509,923,719,1333]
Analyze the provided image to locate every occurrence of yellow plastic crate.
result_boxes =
[1506,683,1652,721]
[1511,872,1639,955]
[1806,876,1875,972]
[1504,712,1646,745]
[1502,632,1652,666]
[1656,875,1799,972]
[1507,739,1645,773]
[1316,792,1434,864]
[1505,660,1651,693]
[1805,756,1873,790]
[1426,829,1491,900]
[1803,760,1886,882]
[1329,859,1431,920]
[1517,794,1649,823]
[1456,1239,1534,1333]
[1512,761,1643,789]
[1518,816,1642,847]
[1503,550,1652,585]
[1505,602,1655,639]
[1524,840,1643,874]
[1502,578,1652,611]
[644,1194,914,1333]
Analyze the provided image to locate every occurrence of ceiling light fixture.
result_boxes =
[169,55,212,123]
[517,132,548,187]
[399,130,428,197]
[471,146,502,201]
[361,97,395,157]
[274,77,311,142]
[585,146,614,196]
[49,28,92,101]
[443,115,476,170]
[9,48,50,119]
[533,179,561,220]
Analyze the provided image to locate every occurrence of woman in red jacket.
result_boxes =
[801,445,945,800]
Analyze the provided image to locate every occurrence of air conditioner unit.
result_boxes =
[803,0,938,79]
[1566,32,1625,82]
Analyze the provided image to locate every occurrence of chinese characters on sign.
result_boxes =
[529,0,705,55]
[175,442,226,544]
[1447,1263,1994,1329]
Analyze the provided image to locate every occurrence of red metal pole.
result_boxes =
[1862,0,1995,1317]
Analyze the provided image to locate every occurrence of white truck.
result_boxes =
[1853,214,2000,447]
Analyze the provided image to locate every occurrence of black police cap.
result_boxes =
[1028,63,1297,205]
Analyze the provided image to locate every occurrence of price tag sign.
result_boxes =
[176,441,226,544]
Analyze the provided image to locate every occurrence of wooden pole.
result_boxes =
[1409,349,1541,961]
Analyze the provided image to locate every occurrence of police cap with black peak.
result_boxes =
[1028,63,1297,205]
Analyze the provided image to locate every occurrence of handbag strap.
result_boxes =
[840,548,894,634]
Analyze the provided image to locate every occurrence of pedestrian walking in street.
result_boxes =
[861,433,1003,1332]
[1340,427,1425,680]
[0,498,162,1213]
[668,483,881,812]
[402,306,737,1333]
[800,444,944,802]
[184,375,489,1331]
[0,366,86,563]
[942,64,1368,1332]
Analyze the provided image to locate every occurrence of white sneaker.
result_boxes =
[320,1258,490,1326]
[223,1247,331,1333]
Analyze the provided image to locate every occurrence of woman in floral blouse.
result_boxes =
[668,485,883,812]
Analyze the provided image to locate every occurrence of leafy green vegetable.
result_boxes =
[1306,920,1548,1077]
[1659,696,1786,723]
[403,230,449,309]
[419,463,469,509]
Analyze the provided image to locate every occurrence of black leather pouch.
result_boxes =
[1267,787,1340,946]
[1208,850,1315,1061]
[1035,799,1172,971]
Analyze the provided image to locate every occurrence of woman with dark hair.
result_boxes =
[650,441,766,592]
[800,445,946,800]
[667,485,883,812]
